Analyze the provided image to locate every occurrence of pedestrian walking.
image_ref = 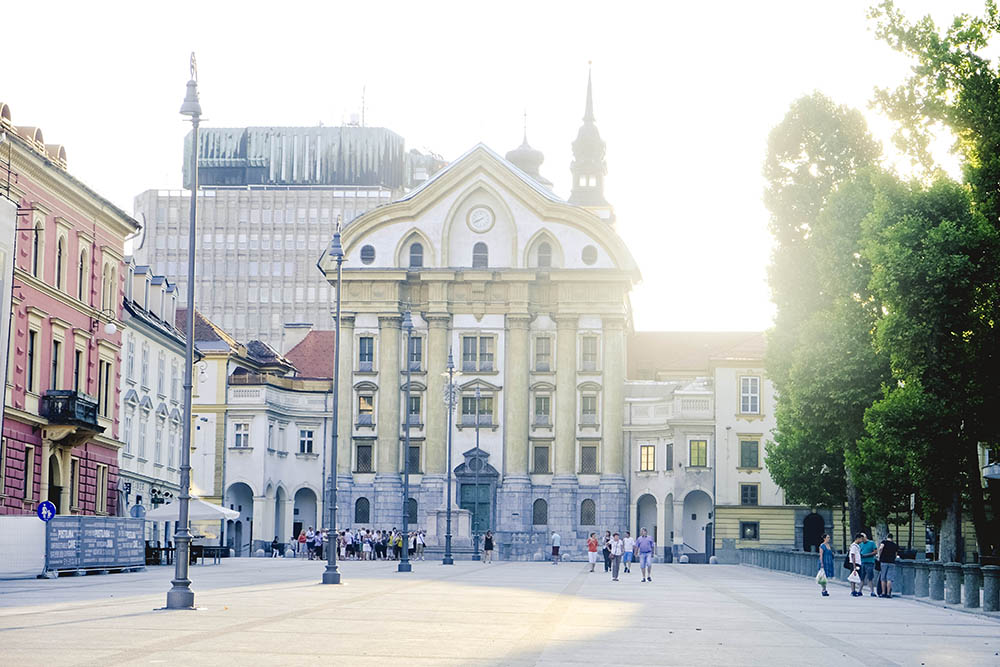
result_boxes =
[551,531,561,565]
[848,533,864,596]
[306,527,316,560]
[483,531,494,563]
[417,531,426,560]
[602,531,612,572]
[860,532,878,597]
[636,527,655,582]
[587,532,599,572]
[298,530,307,556]
[609,532,624,581]
[878,533,899,598]
[622,531,635,574]
[271,536,281,558]
[817,533,834,596]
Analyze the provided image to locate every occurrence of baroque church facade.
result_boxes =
[319,75,638,558]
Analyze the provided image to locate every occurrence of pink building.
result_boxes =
[0,101,138,516]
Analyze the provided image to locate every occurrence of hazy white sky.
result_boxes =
[2,0,981,331]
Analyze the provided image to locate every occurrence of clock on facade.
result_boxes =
[467,206,495,233]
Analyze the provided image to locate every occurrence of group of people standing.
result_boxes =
[565,528,657,582]
[336,528,427,561]
[817,531,900,598]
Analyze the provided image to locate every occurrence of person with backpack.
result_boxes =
[271,536,281,558]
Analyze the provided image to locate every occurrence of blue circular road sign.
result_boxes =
[37,500,56,522]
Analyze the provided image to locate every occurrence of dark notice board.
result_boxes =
[47,517,145,570]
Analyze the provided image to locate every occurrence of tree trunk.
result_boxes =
[938,491,961,562]
[845,464,865,541]
[965,442,996,558]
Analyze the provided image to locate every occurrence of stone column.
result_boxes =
[982,565,1000,612]
[598,315,626,533]
[962,563,981,609]
[59,448,72,513]
[913,561,929,597]
[944,562,962,604]
[424,314,450,476]
[898,561,915,596]
[499,313,531,536]
[553,315,577,476]
[373,314,403,527]
[251,496,268,554]
[928,561,945,600]
[671,499,685,561]
[336,314,355,477]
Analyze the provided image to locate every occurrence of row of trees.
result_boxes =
[764,1,1000,560]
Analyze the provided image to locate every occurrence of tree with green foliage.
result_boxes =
[763,93,887,543]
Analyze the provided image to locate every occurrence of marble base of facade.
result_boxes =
[372,474,403,528]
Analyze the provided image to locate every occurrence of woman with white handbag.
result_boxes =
[847,533,864,596]
[816,534,835,596]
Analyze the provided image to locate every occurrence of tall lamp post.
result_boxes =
[322,217,344,585]
[472,386,481,561]
[441,350,460,565]
[166,53,201,610]
[398,310,414,573]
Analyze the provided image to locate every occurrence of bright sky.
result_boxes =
[3,0,982,331]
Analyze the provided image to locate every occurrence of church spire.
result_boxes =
[569,63,612,220]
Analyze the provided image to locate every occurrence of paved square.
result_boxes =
[0,560,997,665]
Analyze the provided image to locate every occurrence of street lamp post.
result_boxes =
[166,53,201,610]
[472,386,481,561]
[442,350,458,565]
[398,310,414,573]
[322,217,344,585]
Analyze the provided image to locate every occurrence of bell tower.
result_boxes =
[569,64,613,221]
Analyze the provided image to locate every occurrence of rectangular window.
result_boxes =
[171,362,179,401]
[70,457,80,509]
[73,349,82,392]
[407,336,422,371]
[740,483,759,506]
[123,415,133,454]
[580,395,598,425]
[534,395,551,426]
[95,464,108,514]
[740,376,760,414]
[26,330,37,393]
[356,442,373,473]
[234,422,250,448]
[580,444,599,474]
[168,428,176,468]
[299,429,314,454]
[479,337,494,371]
[357,395,374,425]
[532,444,550,474]
[461,335,495,371]
[267,423,274,451]
[155,422,164,464]
[0,438,4,497]
[50,340,61,390]
[407,445,420,473]
[141,345,149,387]
[98,360,112,417]
[358,336,374,371]
[138,416,147,458]
[639,444,655,472]
[740,439,760,468]
[157,353,165,396]
[665,442,673,471]
[581,335,599,371]
[689,439,708,467]
[125,339,135,381]
[740,521,760,541]
[462,336,476,371]
[24,445,35,501]
[406,395,421,425]
[278,427,286,452]
[461,395,493,425]
[534,337,552,371]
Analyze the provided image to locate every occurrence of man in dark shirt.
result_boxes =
[877,533,900,598]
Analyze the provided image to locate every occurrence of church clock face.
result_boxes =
[467,206,495,233]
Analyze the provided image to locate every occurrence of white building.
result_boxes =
[118,259,184,540]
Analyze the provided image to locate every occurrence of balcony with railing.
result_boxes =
[40,390,103,433]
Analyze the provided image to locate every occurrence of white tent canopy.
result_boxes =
[143,497,239,522]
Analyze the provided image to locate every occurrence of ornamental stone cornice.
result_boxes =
[378,314,402,329]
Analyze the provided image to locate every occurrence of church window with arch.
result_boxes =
[472,242,488,269]
[408,242,423,268]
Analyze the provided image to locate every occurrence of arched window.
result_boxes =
[101,264,110,310]
[537,242,552,268]
[354,497,370,524]
[77,249,88,301]
[472,242,488,269]
[409,242,423,268]
[532,498,548,526]
[32,222,42,278]
[580,498,596,526]
[406,497,418,525]
[55,237,65,289]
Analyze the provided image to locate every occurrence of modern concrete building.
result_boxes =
[133,126,443,345]
[117,258,184,535]
[0,101,138,517]
[316,75,639,559]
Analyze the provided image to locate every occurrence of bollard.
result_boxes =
[913,561,929,597]
[982,565,1000,613]
[898,561,915,596]
[944,562,962,605]
[963,564,981,609]
[928,562,945,600]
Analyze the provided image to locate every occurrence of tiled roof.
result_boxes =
[175,308,236,348]
[285,331,336,379]
[627,331,766,378]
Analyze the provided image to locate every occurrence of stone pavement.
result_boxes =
[1,559,997,666]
